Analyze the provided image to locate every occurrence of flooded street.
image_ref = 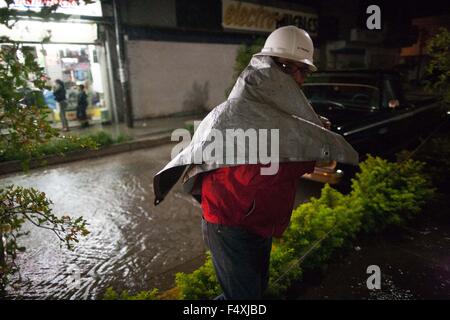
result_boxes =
[0,144,207,299]
[2,141,448,300]
[0,143,323,300]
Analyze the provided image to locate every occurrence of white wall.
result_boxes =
[126,40,239,119]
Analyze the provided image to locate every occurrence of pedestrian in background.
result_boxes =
[53,79,69,132]
[76,84,89,128]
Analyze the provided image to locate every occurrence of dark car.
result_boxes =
[300,70,448,184]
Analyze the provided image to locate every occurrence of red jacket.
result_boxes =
[201,161,315,238]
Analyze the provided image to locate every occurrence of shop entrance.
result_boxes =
[29,43,111,128]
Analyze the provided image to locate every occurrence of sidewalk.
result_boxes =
[288,202,450,300]
[288,123,450,300]
[55,113,205,141]
[0,114,205,176]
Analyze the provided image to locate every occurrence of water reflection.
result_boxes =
[0,144,205,299]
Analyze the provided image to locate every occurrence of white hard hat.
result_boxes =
[255,25,317,72]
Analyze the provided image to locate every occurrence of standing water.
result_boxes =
[0,144,205,299]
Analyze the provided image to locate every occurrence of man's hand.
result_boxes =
[320,116,331,130]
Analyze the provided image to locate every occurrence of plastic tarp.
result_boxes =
[153,55,358,205]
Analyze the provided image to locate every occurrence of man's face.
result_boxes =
[274,57,311,87]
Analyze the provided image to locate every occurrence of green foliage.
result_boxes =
[0,134,97,165]
[266,244,301,297]
[185,123,195,136]
[225,38,265,97]
[170,155,434,300]
[350,155,435,232]
[233,38,265,81]
[283,185,362,269]
[0,131,133,164]
[88,131,114,147]
[425,27,450,103]
[0,42,60,165]
[116,132,132,144]
[0,1,100,168]
[103,287,159,300]
[0,3,93,290]
[407,135,450,190]
[175,252,221,300]
[0,185,89,288]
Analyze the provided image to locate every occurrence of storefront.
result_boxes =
[0,0,114,128]
[112,0,320,119]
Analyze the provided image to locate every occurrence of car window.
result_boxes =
[302,83,380,110]
[306,74,378,87]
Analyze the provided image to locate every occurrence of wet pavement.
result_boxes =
[1,143,206,299]
[58,114,206,141]
[287,199,450,300]
[0,141,325,299]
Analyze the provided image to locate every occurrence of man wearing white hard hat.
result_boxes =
[255,26,330,127]
[153,26,358,299]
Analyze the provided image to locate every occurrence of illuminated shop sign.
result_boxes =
[0,0,102,16]
[0,20,97,43]
[12,0,78,7]
[222,0,318,36]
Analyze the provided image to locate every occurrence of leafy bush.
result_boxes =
[0,1,93,291]
[130,155,435,300]
[175,252,221,300]
[407,135,450,190]
[0,185,89,288]
[225,38,265,97]
[266,244,302,298]
[116,133,132,144]
[88,131,114,147]
[283,185,361,270]
[0,131,133,164]
[350,155,435,232]
[425,27,450,104]
[103,287,159,300]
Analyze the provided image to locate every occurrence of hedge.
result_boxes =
[104,155,435,300]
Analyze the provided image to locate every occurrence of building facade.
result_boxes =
[0,0,115,126]
[3,0,433,125]
[101,0,321,120]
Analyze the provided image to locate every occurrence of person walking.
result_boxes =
[153,26,358,300]
[76,84,89,128]
[53,79,69,132]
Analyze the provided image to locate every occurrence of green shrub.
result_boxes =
[425,27,450,104]
[1,185,89,287]
[283,184,362,269]
[408,135,450,190]
[175,252,221,300]
[267,244,302,297]
[350,155,435,232]
[116,133,132,144]
[120,155,435,300]
[225,38,265,97]
[0,131,133,163]
[103,287,159,300]
[88,131,114,147]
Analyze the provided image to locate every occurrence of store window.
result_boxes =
[0,1,109,128]
[21,43,107,127]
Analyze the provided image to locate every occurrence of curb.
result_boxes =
[0,134,173,176]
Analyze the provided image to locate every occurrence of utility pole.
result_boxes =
[112,0,133,128]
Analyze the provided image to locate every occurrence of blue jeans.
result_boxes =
[202,219,272,300]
